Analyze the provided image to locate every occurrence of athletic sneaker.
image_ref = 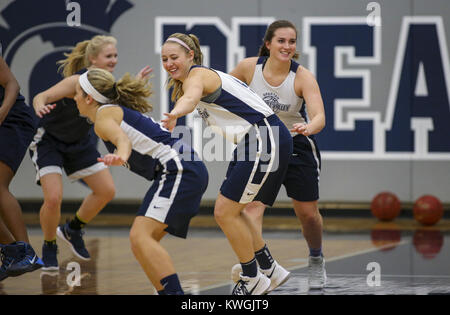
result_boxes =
[0,244,14,281]
[308,255,327,289]
[2,242,43,277]
[260,261,291,292]
[231,260,291,292]
[57,222,90,260]
[232,271,271,295]
[42,243,59,271]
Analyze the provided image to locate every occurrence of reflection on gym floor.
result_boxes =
[1,217,450,295]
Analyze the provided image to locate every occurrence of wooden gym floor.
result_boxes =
[1,212,450,295]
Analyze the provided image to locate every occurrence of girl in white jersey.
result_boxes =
[230,20,327,289]
[161,33,293,295]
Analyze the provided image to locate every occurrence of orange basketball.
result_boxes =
[370,192,402,221]
[413,195,443,226]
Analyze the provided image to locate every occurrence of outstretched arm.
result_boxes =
[94,107,132,166]
[33,75,79,118]
[0,57,20,125]
[161,69,204,131]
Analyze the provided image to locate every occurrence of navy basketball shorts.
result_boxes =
[0,100,36,173]
[137,158,208,239]
[29,127,107,184]
[220,114,293,206]
[283,134,321,202]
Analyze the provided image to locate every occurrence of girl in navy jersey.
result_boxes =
[230,20,327,289]
[0,56,43,280]
[73,68,208,295]
[30,35,151,270]
[161,33,293,295]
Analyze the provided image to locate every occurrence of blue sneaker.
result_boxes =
[57,222,90,260]
[42,243,59,271]
[3,242,43,277]
[0,244,14,281]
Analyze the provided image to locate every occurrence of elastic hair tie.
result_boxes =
[79,71,110,103]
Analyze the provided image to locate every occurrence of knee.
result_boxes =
[43,194,63,212]
[214,206,230,226]
[243,202,265,221]
[129,227,143,254]
[296,208,322,227]
[95,183,116,202]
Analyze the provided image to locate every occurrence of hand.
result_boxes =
[98,154,126,166]
[136,66,153,80]
[34,103,56,118]
[291,123,311,136]
[161,112,177,132]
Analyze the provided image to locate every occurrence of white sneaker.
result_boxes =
[260,261,291,292]
[231,263,242,283]
[231,261,291,292]
[231,271,271,295]
[308,255,327,289]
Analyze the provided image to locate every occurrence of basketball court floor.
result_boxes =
[1,214,449,295]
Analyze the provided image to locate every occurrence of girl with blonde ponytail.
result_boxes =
[29,34,151,272]
[74,68,208,295]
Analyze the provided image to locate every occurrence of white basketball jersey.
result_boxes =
[195,66,274,144]
[249,57,306,137]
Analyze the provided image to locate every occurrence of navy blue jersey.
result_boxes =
[191,65,274,144]
[39,69,92,143]
[103,140,159,181]
[99,104,197,178]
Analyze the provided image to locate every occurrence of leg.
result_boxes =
[129,216,176,292]
[292,199,323,253]
[76,169,115,223]
[39,173,63,242]
[0,161,29,243]
[241,201,266,251]
[0,219,14,244]
[293,199,326,289]
[233,201,291,292]
[214,193,254,263]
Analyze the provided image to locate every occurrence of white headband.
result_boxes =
[79,71,110,104]
[165,37,191,51]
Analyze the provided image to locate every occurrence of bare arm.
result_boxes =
[229,57,257,85]
[0,57,20,124]
[161,68,206,131]
[32,75,79,118]
[292,67,326,136]
[94,106,132,166]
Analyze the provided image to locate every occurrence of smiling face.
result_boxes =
[89,43,118,73]
[161,42,193,82]
[266,27,297,61]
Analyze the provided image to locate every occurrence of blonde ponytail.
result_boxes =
[86,68,153,113]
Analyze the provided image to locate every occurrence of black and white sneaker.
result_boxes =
[231,271,271,295]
